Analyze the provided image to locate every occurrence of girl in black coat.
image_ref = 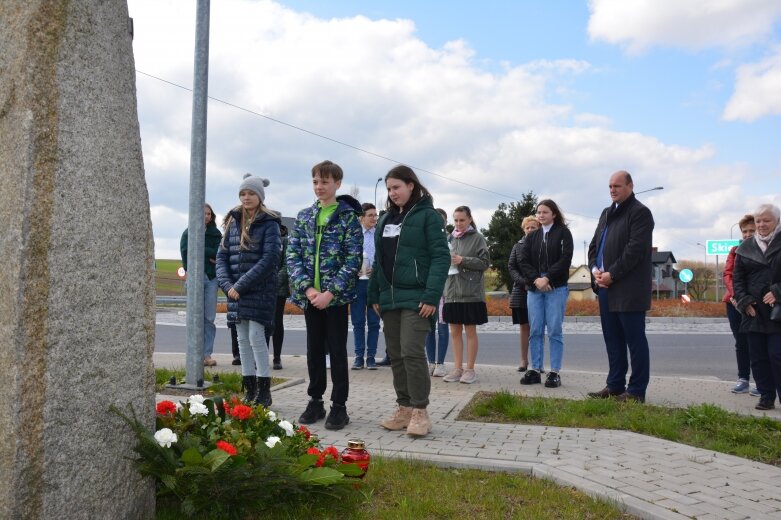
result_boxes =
[216,175,281,407]
[518,200,574,388]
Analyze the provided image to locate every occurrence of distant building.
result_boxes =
[568,265,596,301]
[651,249,678,298]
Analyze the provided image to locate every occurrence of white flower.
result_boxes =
[265,436,281,448]
[189,402,209,416]
[278,420,295,437]
[267,410,277,421]
[188,394,205,405]
[154,428,178,448]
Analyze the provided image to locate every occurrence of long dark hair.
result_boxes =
[205,203,216,227]
[453,205,476,229]
[537,199,567,227]
[384,165,432,211]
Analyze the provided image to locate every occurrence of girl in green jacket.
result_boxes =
[368,165,450,437]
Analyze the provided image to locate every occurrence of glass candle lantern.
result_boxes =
[340,439,371,478]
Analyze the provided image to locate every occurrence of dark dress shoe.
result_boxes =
[231,357,241,366]
[375,357,391,367]
[273,358,283,370]
[587,386,623,399]
[756,397,776,410]
[615,392,645,403]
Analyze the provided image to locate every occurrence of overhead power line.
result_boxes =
[136,70,600,220]
[136,70,525,201]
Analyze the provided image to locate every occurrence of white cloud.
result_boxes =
[587,0,781,53]
[723,47,781,121]
[127,0,764,265]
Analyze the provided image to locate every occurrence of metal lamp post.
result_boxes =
[373,177,383,208]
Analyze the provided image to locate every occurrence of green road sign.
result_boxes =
[705,239,739,255]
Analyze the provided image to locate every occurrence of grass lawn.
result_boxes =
[155,368,286,396]
[156,456,636,519]
[460,391,781,467]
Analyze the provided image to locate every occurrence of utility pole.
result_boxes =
[185,0,211,387]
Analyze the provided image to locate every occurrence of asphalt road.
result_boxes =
[155,324,738,381]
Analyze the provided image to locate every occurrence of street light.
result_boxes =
[373,177,383,208]
[730,222,739,239]
[635,186,664,195]
[696,242,707,266]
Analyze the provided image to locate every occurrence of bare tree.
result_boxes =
[350,185,360,199]
[677,260,716,301]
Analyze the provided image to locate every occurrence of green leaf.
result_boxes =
[298,467,345,486]
[181,448,203,466]
[160,474,177,490]
[297,453,319,467]
[337,463,365,477]
[204,448,231,471]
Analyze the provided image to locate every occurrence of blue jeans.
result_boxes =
[350,279,380,359]
[188,276,218,358]
[527,286,568,373]
[236,320,270,377]
[425,322,449,364]
[598,288,650,398]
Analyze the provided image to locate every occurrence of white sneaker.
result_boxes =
[429,363,435,375]
[325,355,331,369]
[442,368,463,382]
[432,364,447,377]
[459,369,477,384]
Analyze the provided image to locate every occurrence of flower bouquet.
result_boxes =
[112,395,363,519]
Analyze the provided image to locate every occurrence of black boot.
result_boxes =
[242,375,257,404]
[255,377,272,408]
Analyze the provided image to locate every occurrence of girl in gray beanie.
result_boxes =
[216,174,281,407]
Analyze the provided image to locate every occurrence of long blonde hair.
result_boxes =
[223,203,280,250]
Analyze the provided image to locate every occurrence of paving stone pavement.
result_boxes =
[155,352,781,520]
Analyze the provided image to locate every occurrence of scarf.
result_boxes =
[452,225,474,239]
[755,221,781,253]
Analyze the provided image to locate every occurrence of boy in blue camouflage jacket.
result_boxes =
[287,160,363,430]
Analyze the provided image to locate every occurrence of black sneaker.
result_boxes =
[544,372,561,388]
[520,370,541,385]
[231,357,241,366]
[325,404,350,430]
[756,397,776,411]
[272,358,283,370]
[298,399,326,424]
[375,357,391,367]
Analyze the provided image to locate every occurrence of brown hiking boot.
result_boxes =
[406,408,432,437]
[380,405,413,431]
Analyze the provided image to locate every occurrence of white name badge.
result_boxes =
[383,224,402,237]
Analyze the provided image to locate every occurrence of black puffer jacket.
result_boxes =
[216,208,282,326]
[518,224,574,290]
[508,238,528,308]
[733,235,781,335]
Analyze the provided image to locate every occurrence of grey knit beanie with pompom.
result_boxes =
[239,173,270,202]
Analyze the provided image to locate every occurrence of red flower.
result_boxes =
[216,440,237,456]
[156,400,177,416]
[228,404,253,420]
[297,425,311,440]
[323,446,340,460]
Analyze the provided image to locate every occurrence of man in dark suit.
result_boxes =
[587,171,655,403]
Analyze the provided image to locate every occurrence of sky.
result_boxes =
[127,0,781,265]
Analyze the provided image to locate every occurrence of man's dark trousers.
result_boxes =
[598,288,650,398]
[304,304,349,405]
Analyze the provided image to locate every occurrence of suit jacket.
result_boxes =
[587,193,654,312]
